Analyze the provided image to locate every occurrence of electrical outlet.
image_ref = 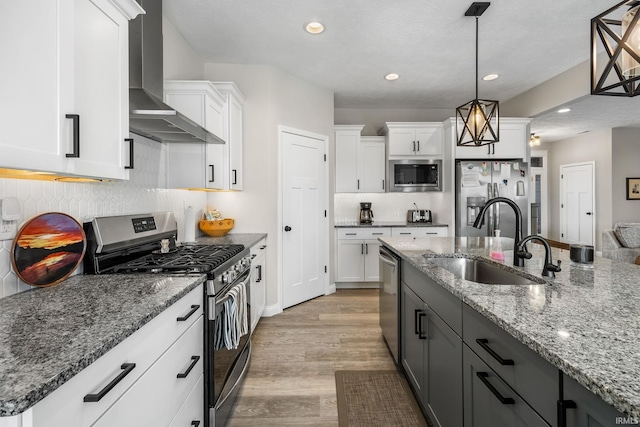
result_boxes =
[0,220,17,241]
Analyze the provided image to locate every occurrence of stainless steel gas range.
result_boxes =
[83,212,251,427]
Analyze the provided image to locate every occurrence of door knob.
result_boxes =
[586,212,592,215]
[284,226,292,232]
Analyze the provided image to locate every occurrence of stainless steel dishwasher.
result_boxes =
[379,245,400,364]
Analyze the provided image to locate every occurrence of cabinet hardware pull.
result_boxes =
[476,372,514,404]
[177,356,200,378]
[345,233,357,235]
[372,232,383,235]
[191,422,201,427]
[412,141,416,152]
[177,305,200,322]
[260,245,267,249]
[426,232,437,235]
[414,309,421,335]
[83,363,136,402]
[399,232,411,235]
[557,399,577,426]
[357,179,360,190]
[476,338,514,365]
[365,243,368,254]
[256,265,262,282]
[382,179,385,190]
[124,138,134,169]
[418,312,427,339]
[361,243,364,255]
[209,165,215,183]
[417,140,420,152]
[232,169,237,185]
[65,114,80,158]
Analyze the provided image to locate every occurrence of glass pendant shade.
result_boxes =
[456,98,499,145]
[591,0,640,96]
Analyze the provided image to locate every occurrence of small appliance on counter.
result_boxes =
[359,202,374,224]
[407,208,433,223]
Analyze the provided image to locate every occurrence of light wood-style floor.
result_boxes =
[228,289,396,426]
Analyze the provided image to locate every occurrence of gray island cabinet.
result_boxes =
[381,236,637,427]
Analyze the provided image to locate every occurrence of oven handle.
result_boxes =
[216,269,251,306]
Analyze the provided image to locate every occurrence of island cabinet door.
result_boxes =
[463,345,549,427]
[560,374,629,427]
[401,283,426,402]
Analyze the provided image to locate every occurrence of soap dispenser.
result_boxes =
[491,229,505,261]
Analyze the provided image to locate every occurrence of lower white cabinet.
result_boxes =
[391,226,449,237]
[336,228,390,282]
[168,375,204,427]
[250,238,267,332]
[11,285,204,427]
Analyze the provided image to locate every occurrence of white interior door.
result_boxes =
[281,127,328,309]
[530,150,548,237]
[560,162,595,245]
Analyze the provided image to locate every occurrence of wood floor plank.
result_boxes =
[227,288,395,426]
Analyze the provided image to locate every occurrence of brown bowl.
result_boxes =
[199,218,234,237]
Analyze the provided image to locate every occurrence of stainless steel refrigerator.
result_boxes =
[455,160,529,240]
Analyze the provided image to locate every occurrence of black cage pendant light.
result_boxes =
[592,0,640,96]
[456,2,499,147]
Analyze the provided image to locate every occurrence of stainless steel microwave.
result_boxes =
[388,159,442,192]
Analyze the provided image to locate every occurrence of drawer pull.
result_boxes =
[426,232,437,235]
[476,372,514,404]
[84,363,136,402]
[345,233,357,236]
[177,355,200,379]
[372,232,383,235]
[399,232,411,235]
[177,305,200,322]
[476,338,514,365]
[557,399,577,426]
[191,422,201,427]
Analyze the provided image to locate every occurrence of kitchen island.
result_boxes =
[380,236,640,423]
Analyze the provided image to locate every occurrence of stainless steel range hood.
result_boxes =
[128,0,224,144]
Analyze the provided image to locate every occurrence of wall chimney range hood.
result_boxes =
[128,0,224,144]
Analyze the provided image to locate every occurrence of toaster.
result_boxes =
[407,209,432,223]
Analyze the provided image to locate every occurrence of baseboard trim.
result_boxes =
[336,282,380,289]
[262,303,282,317]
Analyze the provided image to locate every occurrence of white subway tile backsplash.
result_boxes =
[0,135,207,299]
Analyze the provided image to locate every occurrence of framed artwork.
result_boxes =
[626,178,640,200]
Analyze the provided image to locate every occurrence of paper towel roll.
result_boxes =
[184,206,196,243]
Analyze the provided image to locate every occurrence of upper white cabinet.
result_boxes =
[164,81,246,191]
[164,81,226,190]
[384,123,444,157]
[212,82,246,191]
[335,126,386,193]
[452,118,532,160]
[0,0,143,180]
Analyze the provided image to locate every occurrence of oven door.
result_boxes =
[207,268,252,425]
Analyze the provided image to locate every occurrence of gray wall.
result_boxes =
[611,128,640,224]
[202,63,334,310]
[545,129,613,250]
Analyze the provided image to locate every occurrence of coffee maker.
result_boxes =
[359,202,374,224]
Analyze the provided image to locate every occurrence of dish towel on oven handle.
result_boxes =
[218,281,248,350]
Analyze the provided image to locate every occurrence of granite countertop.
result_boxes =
[335,221,448,228]
[0,273,205,417]
[379,236,640,418]
[194,232,267,248]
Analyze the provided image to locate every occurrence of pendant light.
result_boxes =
[592,0,640,96]
[456,2,499,146]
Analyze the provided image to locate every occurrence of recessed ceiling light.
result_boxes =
[557,108,571,113]
[305,22,324,34]
[483,74,499,81]
[385,73,400,81]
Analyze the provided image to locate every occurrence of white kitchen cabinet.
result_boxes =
[12,285,203,427]
[384,123,444,157]
[164,81,227,190]
[453,118,532,160]
[336,228,390,282]
[391,226,449,237]
[0,0,143,180]
[335,126,386,193]
[212,82,246,191]
[250,238,267,332]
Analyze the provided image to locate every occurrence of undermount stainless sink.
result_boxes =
[426,257,545,286]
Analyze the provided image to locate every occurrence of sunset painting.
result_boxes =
[11,213,86,287]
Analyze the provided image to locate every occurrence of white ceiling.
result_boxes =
[163,0,640,142]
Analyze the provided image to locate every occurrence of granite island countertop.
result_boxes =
[0,273,207,417]
[379,236,640,418]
